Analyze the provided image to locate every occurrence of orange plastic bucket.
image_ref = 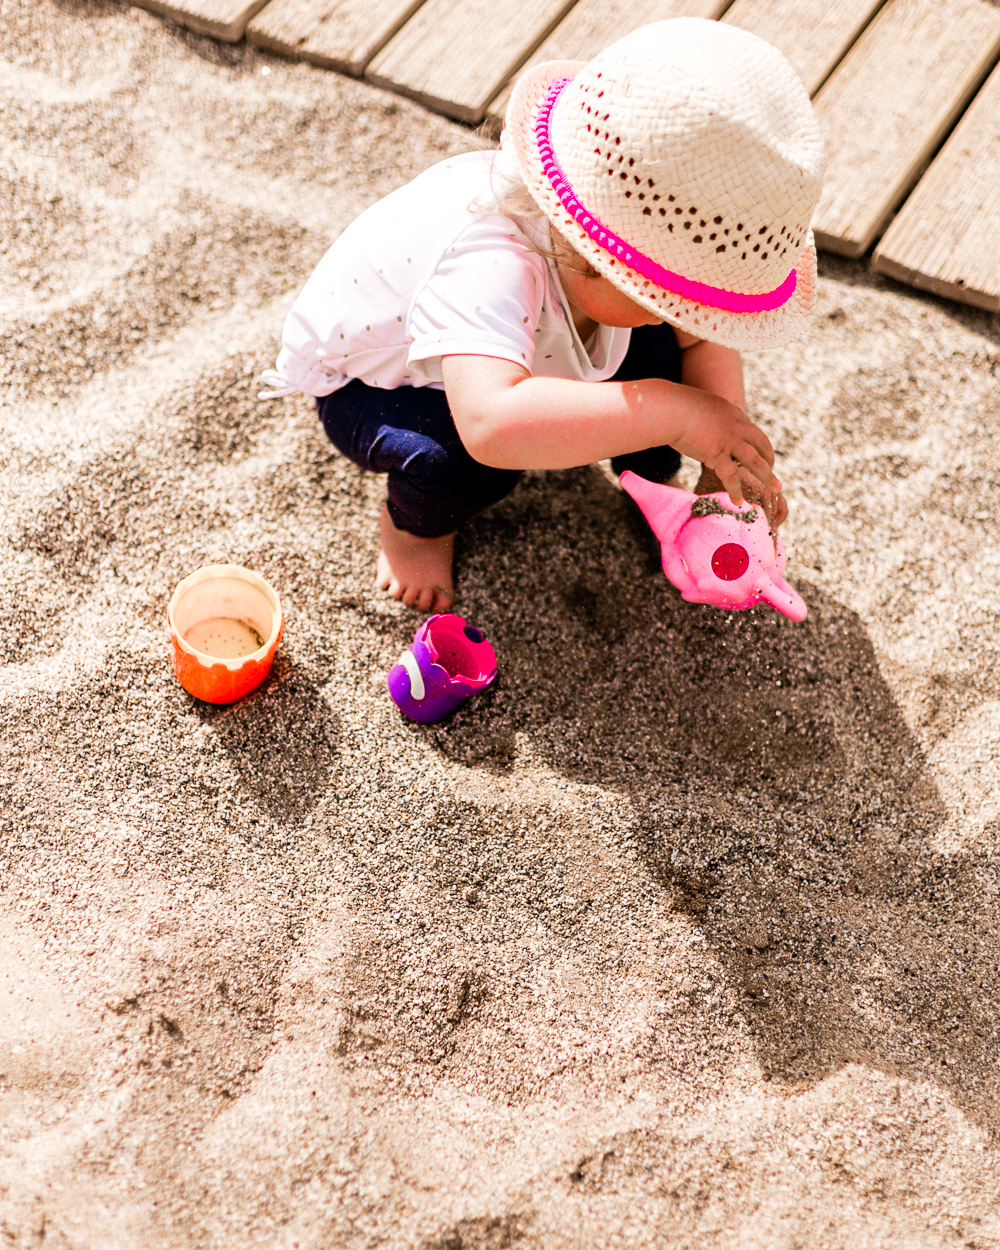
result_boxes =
[167,565,283,704]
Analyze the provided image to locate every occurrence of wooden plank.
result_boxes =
[364,0,579,124]
[873,62,1000,311]
[810,0,1000,258]
[486,0,730,127]
[247,0,335,59]
[130,0,269,40]
[721,0,885,96]
[247,0,425,75]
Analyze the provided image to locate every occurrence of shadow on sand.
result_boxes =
[423,462,1000,1138]
[196,655,340,825]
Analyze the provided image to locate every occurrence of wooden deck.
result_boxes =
[130,0,1000,313]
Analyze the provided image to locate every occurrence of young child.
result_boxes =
[261,19,825,613]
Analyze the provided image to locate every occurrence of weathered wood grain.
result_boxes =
[486,0,729,127]
[364,0,579,124]
[722,0,885,96]
[131,0,269,40]
[811,0,1000,258]
[247,0,322,57]
[247,0,332,58]
[247,0,425,75]
[873,62,1000,311]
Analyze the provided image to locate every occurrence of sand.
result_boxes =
[3,4,1000,1246]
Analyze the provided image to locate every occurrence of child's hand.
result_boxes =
[695,465,787,530]
[756,481,788,531]
[675,337,780,509]
[675,397,781,507]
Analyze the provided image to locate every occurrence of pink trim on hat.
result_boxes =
[536,77,798,316]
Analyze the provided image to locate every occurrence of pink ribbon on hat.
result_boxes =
[535,77,798,316]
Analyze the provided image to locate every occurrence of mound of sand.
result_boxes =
[3,4,1000,1246]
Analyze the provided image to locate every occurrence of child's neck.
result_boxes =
[568,303,597,343]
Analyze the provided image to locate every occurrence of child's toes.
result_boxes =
[422,582,450,612]
[375,567,404,601]
[375,550,394,591]
[401,582,424,609]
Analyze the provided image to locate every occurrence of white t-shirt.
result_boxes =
[259,145,631,399]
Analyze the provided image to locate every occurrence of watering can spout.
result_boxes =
[619,471,693,545]
[758,572,808,622]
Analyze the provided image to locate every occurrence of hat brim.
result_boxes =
[505,60,818,353]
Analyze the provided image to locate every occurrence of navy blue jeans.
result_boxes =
[317,323,683,538]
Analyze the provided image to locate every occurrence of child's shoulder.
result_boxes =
[357,149,498,229]
[311,149,545,287]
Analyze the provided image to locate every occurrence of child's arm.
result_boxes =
[441,353,778,507]
[676,333,745,411]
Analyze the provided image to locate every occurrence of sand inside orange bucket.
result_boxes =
[183,616,265,660]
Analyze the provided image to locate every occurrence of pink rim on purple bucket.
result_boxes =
[387,614,497,723]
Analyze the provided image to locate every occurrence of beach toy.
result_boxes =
[167,565,283,704]
[387,614,496,723]
[620,471,807,621]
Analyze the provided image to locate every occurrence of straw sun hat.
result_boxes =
[505,19,826,351]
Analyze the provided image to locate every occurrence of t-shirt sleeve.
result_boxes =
[406,216,547,383]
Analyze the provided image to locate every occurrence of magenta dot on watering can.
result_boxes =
[711,543,749,581]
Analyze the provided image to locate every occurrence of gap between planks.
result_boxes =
[365,0,581,124]
[721,0,886,97]
[874,60,1000,311]
[811,0,1000,258]
[247,0,426,76]
[486,0,885,131]
[486,0,732,128]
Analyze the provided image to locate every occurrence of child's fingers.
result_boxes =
[715,453,780,510]
[704,414,780,505]
[740,423,777,469]
[734,439,782,493]
[745,479,784,530]
[714,457,745,506]
[736,472,788,532]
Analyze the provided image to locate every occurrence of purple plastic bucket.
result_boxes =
[387,614,496,723]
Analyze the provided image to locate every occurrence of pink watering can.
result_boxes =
[620,471,807,621]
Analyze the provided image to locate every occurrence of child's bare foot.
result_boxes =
[376,504,455,613]
[695,466,787,529]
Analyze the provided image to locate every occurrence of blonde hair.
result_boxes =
[474,157,599,277]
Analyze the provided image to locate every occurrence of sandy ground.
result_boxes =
[3,3,1000,1246]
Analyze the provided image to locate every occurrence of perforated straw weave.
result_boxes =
[505,19,826,351]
